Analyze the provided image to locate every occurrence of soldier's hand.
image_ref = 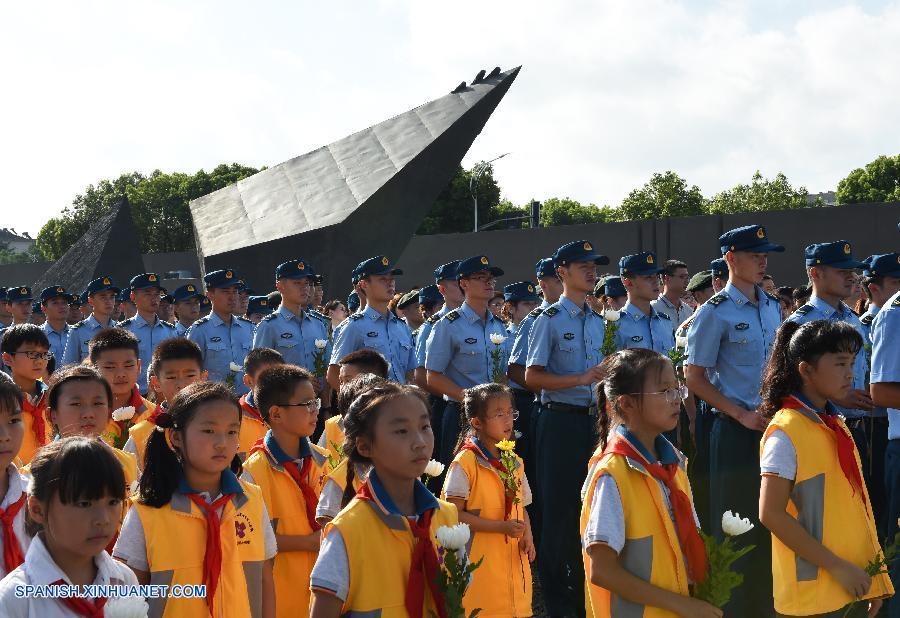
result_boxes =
[581,365,606,385]
[737,409,768,432]
[836,389,874,411]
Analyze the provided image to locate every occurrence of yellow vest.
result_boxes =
[322,415,345,466]
[443,447,532,617]
[101,395,155,448]
[110,446,138,493]
[328,495,458,616]
[238,415,267,462]
[762,407,894,614]
[128,419,154,473]
[580,446,691,618]
[242,440,328,616]
[134,479,266,618]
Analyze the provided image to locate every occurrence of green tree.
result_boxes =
[539,197,616,227]
[617,171,705,221]
[836,154,900,204]
[416,164,502,234]
[706,171,812,214]
[0,243,43,265]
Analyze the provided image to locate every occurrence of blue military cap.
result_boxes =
[86,276,119,296]
[160,293,174,304]
[804,240,865,269]
[247,295,273,316]
[535,257,556,279]
[203,269,241,289]
[40,285,74,303]
[603,276,627,297]
[314,274,324,285]
[418,284,443,305]
[276,259,317,281]
[456,255,504,279]
[237,281,256,295]
[130,273,164,290]
[503,281,540,302]
[433,260,461,283]
[116,287,131,303]
[397,289,420,309]
[619,251,665,278]
[199,295,212,309]
[552,240,610,266]
[31,300,43,315]
[73,291,87,306]
[862,253,900,278]
[172,284,203,302]
[6,286,32,302]
[357,256,403,278]
[710,258,728,279]
[0,288,6,302]
[719,224,784,254]
[347,291,360,312]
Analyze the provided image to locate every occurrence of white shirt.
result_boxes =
[314,463,371,524]
[760,429,798,481]
[0,465,30,579]
[0,534,140,618]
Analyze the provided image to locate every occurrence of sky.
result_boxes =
[2,0,900,237]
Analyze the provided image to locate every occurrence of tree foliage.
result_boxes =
[0,243,43,265]
[706,171,812,214]
[539,197,616,226]
[416,164,503,235]
[618,171,706,220]
[836,154,900,204]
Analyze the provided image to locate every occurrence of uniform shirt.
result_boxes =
[253,305,331,373]
[118,314,178,393]
[860,304,885,418]
[651,294,693,332]
[0,464,29,579]
[871,290,900,439]
[509,301,549,368]
[414,305,451,368]
[424,302,511,398]
[330,306,414,383]
[526,295,605,406]
[613,302,676,355]
[186,312,254,395]
[332,307,363,344]
[786,295,869,419]
[60,314,117,366]
[685,282,781,411]
[39,322,70,367]
[174,321,190,337]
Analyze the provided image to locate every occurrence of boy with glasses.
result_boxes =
[0,324,52,463]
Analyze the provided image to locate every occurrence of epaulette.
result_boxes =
[260,313,277,322]
[796,304,814,315]
[544,307,560,317]
[656,312,671,320]
[160,320,175,328]
[444,310,460,322]
[707,294,727,307]
[118,317,134,326]
[309,310,329,323]
[427,313,441,324]
[893,296,900,307]
[764,291,779,303]
[861,314,875,326]
[528,307,544,318]
[195,316,210,326]
[236,316,252,324]
[349,313,364,321]
[71,319,86,329]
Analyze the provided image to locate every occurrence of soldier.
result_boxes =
[29,302,44,326]
[395,289,424,333]
[186,269,254,395]
[684,224,783,617]
[4,287,33,326]
[117,287,137,321]
[61,277,120,366]
[171,284,203,336]
[66,294,83,326]
[413,260,462,391]
[710,257,728,293]
[417,284,444,322]
[246,295,273,325]
[0,289,10,329]
[686,270,715,306]
[38,286,74,365]
[615,252,676,355]
[119,273,178,394]
[525,241,607,616]
[652,258,693,327]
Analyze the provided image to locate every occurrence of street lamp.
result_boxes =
[470,153,510,233]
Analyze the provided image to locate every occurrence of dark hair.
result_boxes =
[254,364,314,422]
[762,274,774,282]
[88,328,139,363]
[244,347,285,377]
[421,299,441,315]
[139,381,242,508]
[149,337,204,377]
[759,320,863,418]
[595,349,671,451]
[777,285,795,299]
[337,349,389,378]
[323,299,346,315]
[1,324,50,355]
[336,373,389,417]
[47,364,113,418]
[26,436,126,536]
[341,382,430,507]
[454,383,514,454]
[663,260,688,277]
[792,286,812,308]
[266,291,282,311]
[0,380,23,416]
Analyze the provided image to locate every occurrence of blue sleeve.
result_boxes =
[526,315,551,368]
[415,323,432,368]
[329,321,356,365]
[686,305,721,368]
[424,321,452,372]
[251,319,271,350]
[186,326,206,358]
[61,331,77,366]
[510,319,531,366]
[871,308,900,384]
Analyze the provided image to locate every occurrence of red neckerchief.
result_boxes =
[603,433,708,584]
[460,439,513,520]
[781,395,867,506]
[239,394,265,424]
[248,439,320,531]
[146,401,167,426]
[111,386,145,436]
[355,481,447,618]
[0,493,25,573]
[186,492,235,616]
[21,383,48,448]
[50,580,106,617]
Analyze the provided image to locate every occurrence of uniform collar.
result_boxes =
[87,314,114,329]
[722,282,762,307]
[367,469,439,517]
[866,303,880,318]
[263,429,311,464]
[655,294,680,310]
[132,313,159,328]
[539,299,551,310]
[459,301,496,324]
[176,469,244,497]
[363,305,395,322]
[622,301,652,321]
[42,321,69,335]
[25,533,126,588]
[558,295,587,317]
[209,311,244,328]
[243,390,256,408]
[789,391,839,416]
[616,425,678,465]
[809,294,849,319]
[277,304,302,322]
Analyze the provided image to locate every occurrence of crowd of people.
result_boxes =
[0,220,896,617]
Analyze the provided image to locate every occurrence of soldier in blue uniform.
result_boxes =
[425,255,511,465]
[396,289,424,334]
[501,280,541,438]
[38,286,74,365]
[186,269,254,395]
[614,251,676,354]
[417,284,444,323]
[5,286,33,326]
[30,301,44,326]
[684,224,783,618]
[119,273,178,394]
[172,284,203,336]
[0,289,10,330]
[327,256,414,388]
[860,253,900,338]
[246,295,273,325]
[61,277,120,367]
[413,260,462,389]
[253,259,330,378]
[525,241,607,617]
[117,287,137,321]
[710,257,728,293]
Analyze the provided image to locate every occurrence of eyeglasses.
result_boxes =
[278,398,321,411]
[466,274,496,284]
[12,351,53,360]
[486,409,520,421]
[628,385,688,404]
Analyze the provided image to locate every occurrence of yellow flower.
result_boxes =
[496,439,516,452]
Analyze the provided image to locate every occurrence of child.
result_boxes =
[581,348,720,618]
[0,325,51,464]
[113,382,277,617]
[758,320,893,617]
[88,328,155,449]
[309,382,458,618]
[0,437,140,616]
[125,337,208,472]
[238,347,285,460]
[315,373,387,525]
[0,381,29,578]
[443,383,535,616]
[317,348,389,465]
[242,364,329,615]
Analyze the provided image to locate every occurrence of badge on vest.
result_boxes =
[211,336,222,342]
[280,332,293,339]
[563,332,575,340]
[464,337,477,344]
[735,323,749,331]
[630,335,643,342]
[234,512,255,546]
[367,332,378,338]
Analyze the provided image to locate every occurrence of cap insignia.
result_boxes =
[102,278,111,285]
[843,243,851,255]
[480,256,489,265]
[225,271,233,279]
[583,242,592,250]
[756,227,765,239]
[148,274,157,282]
[297,262,305,270]
[381,257,389,266]
[646,254,654,264]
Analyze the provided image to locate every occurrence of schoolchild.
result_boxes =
[237,347,285,460]
[0,325,52,463]
[0,380,29,578]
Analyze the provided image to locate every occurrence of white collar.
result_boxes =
[1,463,26,509]
[24,534,125,588]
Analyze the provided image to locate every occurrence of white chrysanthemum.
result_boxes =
[314,339,328,350]
[675,335,688,349]
[435,523,471,550]
[104,595,150,618]
[229,362,242,372]
[111,406,136,422]
[722,510,754,536]
[424,459,444,478]
[602,309,620,322]
[489,333,507,345]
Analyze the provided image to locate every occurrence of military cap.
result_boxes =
[619,251,665,278]
[0,288,6,302]
[199,295,212,309]
[172,284,203,303]
[357,256,403,278]
[433,260,461,283]
[397,289,420,309]
[552,240,609,266]
[719,224,784,255]
[276,259,317,281]
[456,255,504,279]
[130,273,163,290]
[535,257,557,279]
[31,301,43,315]
[503,281,541,303]
[86,276,119,296]
[686,270,713,292]
[160,293,174,304]
[804,240,865,269]
[116,287,132,303]
[40,285,74,303]
[602,276,627,297]
[6,286,32,302]
[418,284,443,305]
[203,269,241,289]
[710,258,728,279]
[862,253,900,278]
[247,295,273,316]
[347,291,361,312]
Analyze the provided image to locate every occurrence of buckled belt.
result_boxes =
[543,401,598,416]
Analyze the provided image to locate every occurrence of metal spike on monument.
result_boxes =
[32,197,144,296]
[189,66,521,292]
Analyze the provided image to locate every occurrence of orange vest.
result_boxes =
[101,391,155,449]
[322,415,345,467]
[18,385,50,464]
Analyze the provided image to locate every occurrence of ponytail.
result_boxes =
[759,321,802,419]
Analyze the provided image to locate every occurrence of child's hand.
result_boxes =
[519,532,536,561]
[828,559,871,599]
[503,519,526,539]
[673,597,722,618]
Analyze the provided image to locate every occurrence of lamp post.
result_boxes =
[470,153,510,232]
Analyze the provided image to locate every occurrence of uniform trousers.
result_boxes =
[884,439,900,618]
[512,388,540,553]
